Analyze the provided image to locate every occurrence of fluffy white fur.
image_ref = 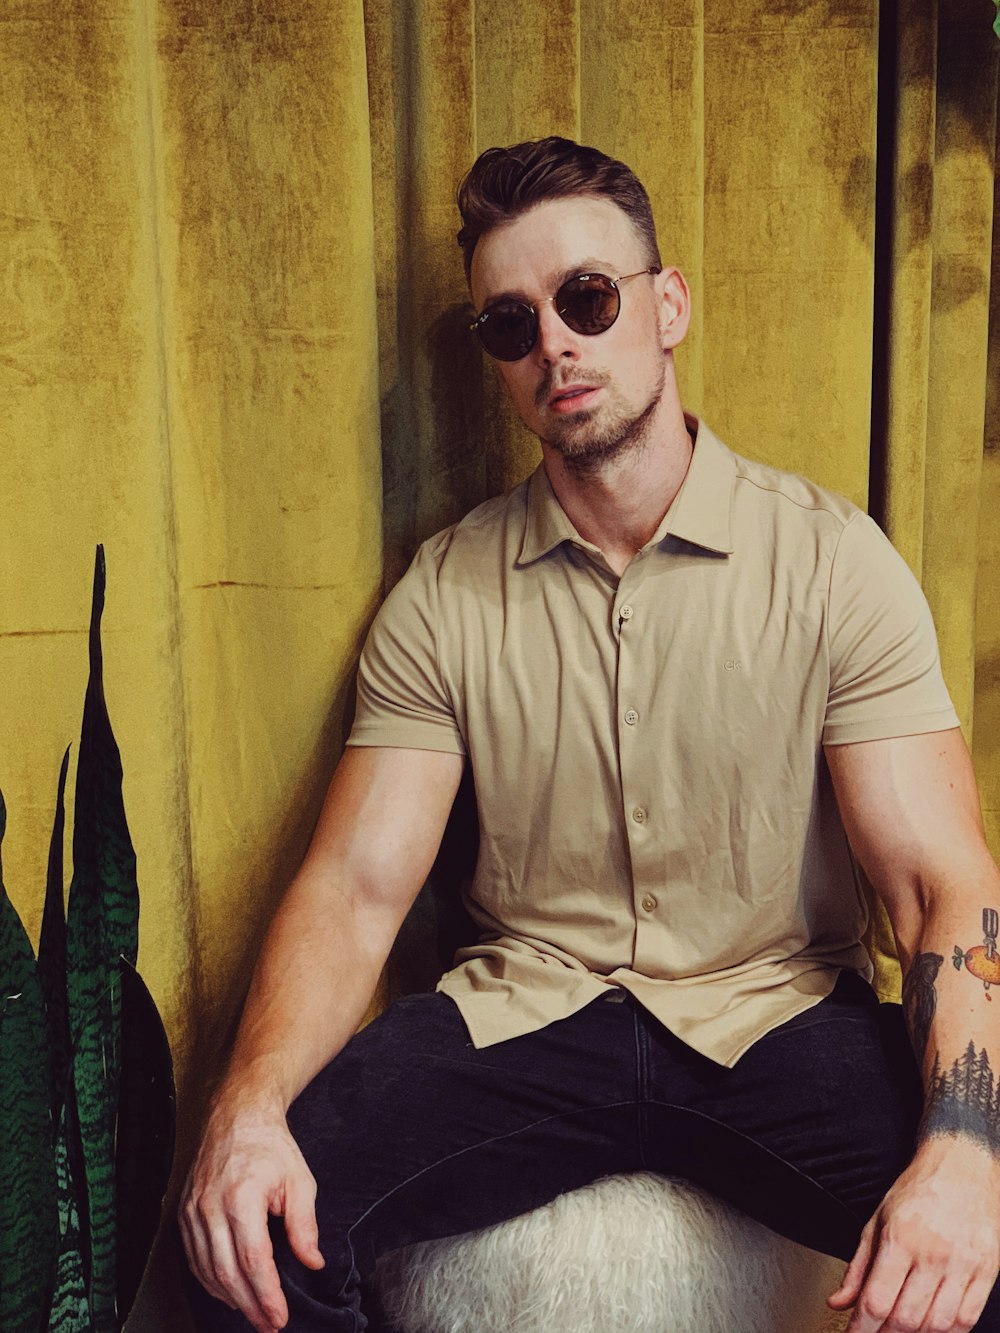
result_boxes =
[373,1173,846,1333]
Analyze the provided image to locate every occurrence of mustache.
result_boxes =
[535,370,611,409]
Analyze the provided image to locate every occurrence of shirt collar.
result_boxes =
[516,414,736,566]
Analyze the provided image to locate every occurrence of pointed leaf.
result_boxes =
[66,547,140,1330]
[115,960,176,1322]
[38,749,72,1127]
[0,790,59,1333]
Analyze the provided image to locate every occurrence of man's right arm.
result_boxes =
[179,743,465,1333]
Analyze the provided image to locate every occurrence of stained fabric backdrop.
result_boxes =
[1,2,997,1328]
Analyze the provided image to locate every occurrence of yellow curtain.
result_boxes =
[0,2,996,1327]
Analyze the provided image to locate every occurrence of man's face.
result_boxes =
[470,195,672,473]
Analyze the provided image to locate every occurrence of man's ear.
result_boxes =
[656,267,691,350]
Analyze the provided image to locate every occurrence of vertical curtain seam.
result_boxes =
[470,0,478,156]
[573,0,581,142]
[692,0,705,410]
[868,0,897,533]
[134,0,201,1008]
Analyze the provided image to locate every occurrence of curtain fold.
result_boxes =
[0,3,997,1328]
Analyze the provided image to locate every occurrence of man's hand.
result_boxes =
[179,1091,325,1333]
[828,1138,1000,1332]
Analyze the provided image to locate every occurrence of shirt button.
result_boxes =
[632,806,646,824]
[620,604,634,620]
[641,894,657,912]
[624,708,639,726]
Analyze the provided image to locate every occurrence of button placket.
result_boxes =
[616,570,653,947]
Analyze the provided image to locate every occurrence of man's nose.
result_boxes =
[534,301,580,365]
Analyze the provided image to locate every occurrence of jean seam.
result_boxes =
[345,1097,639,1245]
[645,1097,865,1225]
[767,1013,876,1034]
[330,1238,362,1332]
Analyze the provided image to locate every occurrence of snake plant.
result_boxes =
[0,548,175,1331]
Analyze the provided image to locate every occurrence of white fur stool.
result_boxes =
[373,1173,847,1333]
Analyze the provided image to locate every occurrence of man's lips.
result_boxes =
[547,384,603,413]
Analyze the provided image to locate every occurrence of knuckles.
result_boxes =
[236,1240,271,1269]
[858,1296,895,1323]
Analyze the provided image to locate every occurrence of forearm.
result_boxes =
[207,746,464,1120]
[216,872,400,1116]
[825,733,1000,1325]
[181,746,463,1327]
[901,888,1000,1159]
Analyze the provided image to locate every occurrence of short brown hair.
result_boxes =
[456,136,660,283]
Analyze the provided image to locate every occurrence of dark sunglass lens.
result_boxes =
[557,275,619,336]
[478,302,536,361]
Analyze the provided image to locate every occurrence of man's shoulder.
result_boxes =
[727,447,862,532]
[414,476,532,568]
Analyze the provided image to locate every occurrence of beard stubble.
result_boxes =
[537,361,666,479]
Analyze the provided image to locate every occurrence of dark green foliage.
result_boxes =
[0,547,175,1331]
[66,549,140,1331]
[48,1097,90,1332]
[116,960,176,1321]
[0,792,59,1332]
[39,749,71,1137]
[38,750,92,1330]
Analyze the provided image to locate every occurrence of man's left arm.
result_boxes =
[825,727,1000,1333]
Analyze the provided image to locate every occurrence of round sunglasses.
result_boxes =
[469,267,662,362]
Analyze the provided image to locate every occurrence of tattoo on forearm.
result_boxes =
[902,951,943,1066]
[904,909,1000,1155]
[952,908,1000,998]
[921,1042,1000,1154]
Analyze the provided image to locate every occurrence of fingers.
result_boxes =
[829,1218,877,1310]
[185,1211,287,1332]
[843,1238,912,1333]
[176,1101,328,1331]
[957,1272,998,1331]
[846,1266,983,1333]
[179,1202,237,1309]
[878,1266,942,1332]
[832,1237,987,1333]
[180,1180,289,1333]
[284,1171,325,1271]
[228,1210,290,1332]
[922,1275,973,1333]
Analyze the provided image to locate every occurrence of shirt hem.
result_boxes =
[822,707,960,746]
[346,728,466,755]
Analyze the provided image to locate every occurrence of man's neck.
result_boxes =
[541,401,695,577]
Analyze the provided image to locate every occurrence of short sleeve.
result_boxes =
[347,536,466,755]
[822,512,959,745]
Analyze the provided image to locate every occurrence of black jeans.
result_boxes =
[186,974,1000,1330]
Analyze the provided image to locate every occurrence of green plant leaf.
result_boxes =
[38,749,72,1133]
[0,789,59,1333]
[115,959,176,1323]
[38,751,91,1331]
[46,1088,91,1333]
[66,548,140,1331]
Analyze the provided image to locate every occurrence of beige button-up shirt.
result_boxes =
[348,420,959,1065]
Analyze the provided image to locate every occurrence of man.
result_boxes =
[181,138,1000,1333]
